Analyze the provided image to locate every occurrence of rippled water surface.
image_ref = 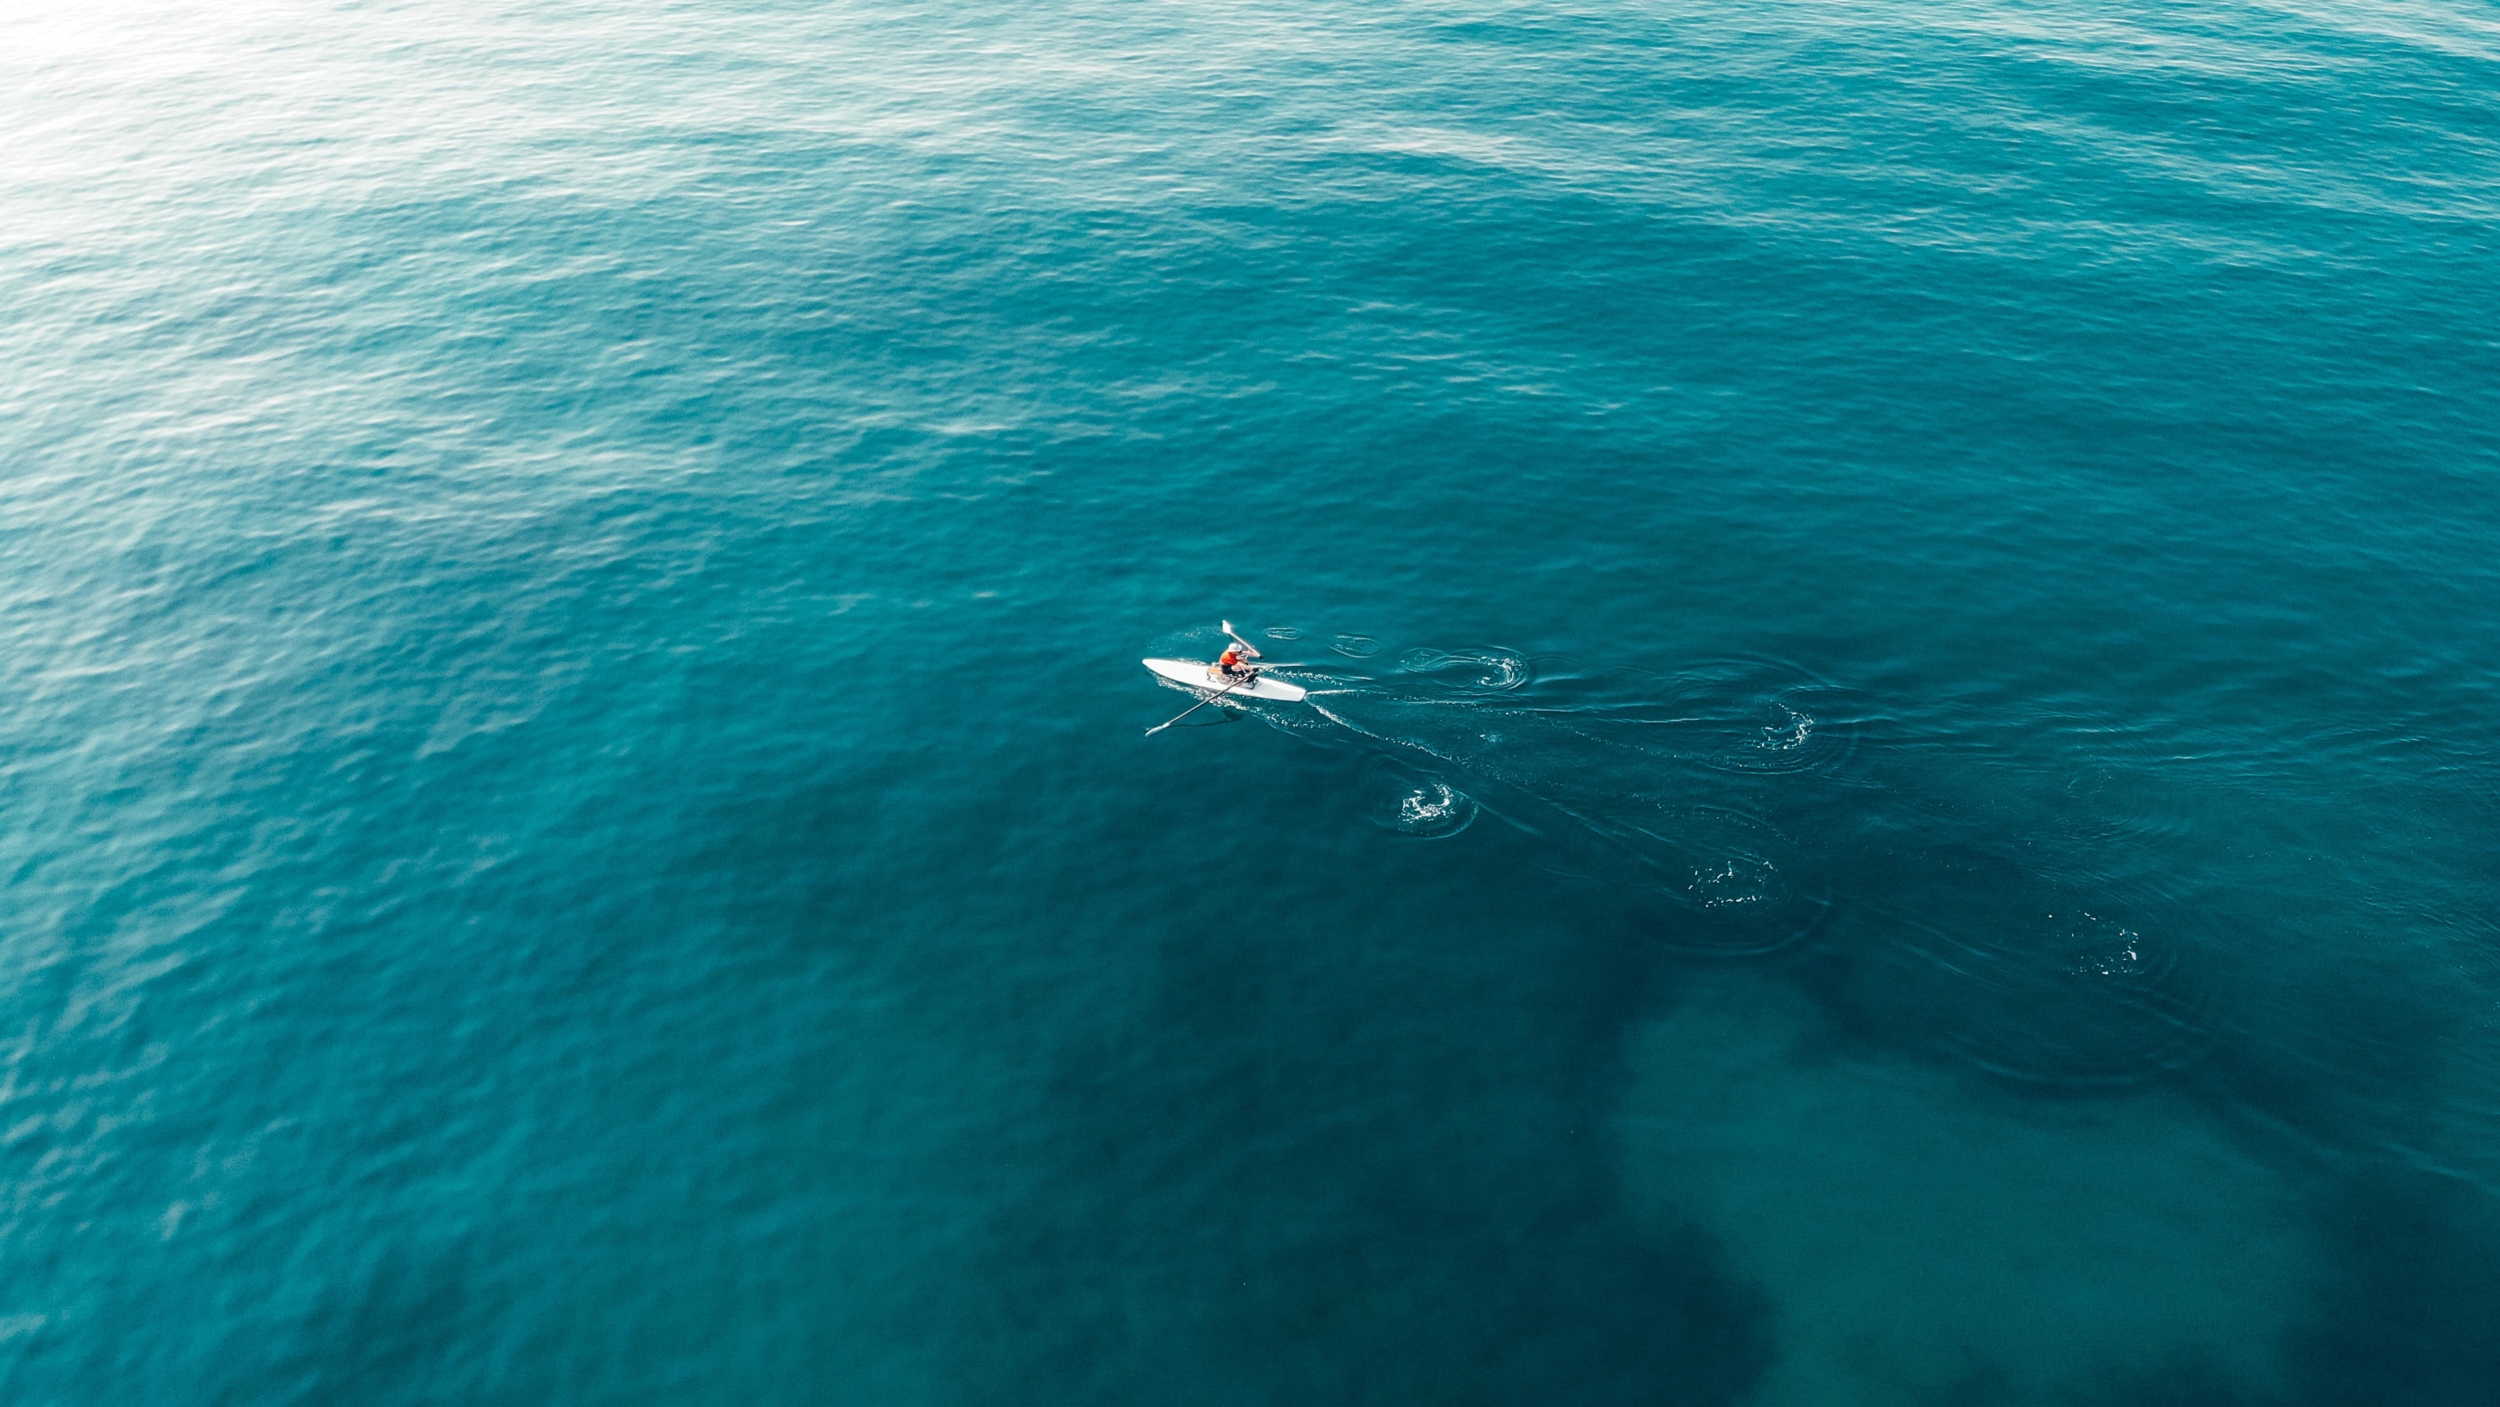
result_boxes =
[6,1,2499,1402]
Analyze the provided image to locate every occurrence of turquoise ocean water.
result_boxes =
[5,1,2498,1401]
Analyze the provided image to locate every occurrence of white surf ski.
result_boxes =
[1142,657,1309,703]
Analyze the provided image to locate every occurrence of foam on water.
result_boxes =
[1358,757,1480,840]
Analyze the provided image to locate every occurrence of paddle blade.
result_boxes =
[1220,620,1260,656]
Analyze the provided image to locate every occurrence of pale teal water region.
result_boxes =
[4,1,2498,1402]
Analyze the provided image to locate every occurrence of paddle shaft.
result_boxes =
[1144,672,1255,736]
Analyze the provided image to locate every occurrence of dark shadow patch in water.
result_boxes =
[1230,632,2479,1142]
[2066,1352,2288,1407]
[2281,1168,2500,1407]
[1798,833,2224,1091]
[1202,1211,1775,1406]
[2175,957,2474,1175]
[1272,641,2226,1078]
[952,812,1777,1406]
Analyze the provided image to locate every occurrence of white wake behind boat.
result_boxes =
[1142,657,1309,703]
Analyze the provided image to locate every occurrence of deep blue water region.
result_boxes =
[3,1,2498,1403]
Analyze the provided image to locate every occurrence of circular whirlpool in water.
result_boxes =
[1667,657,1867,778]
[1398,646,1533,693]
[1358,757,1480,840]
[1522,657,1868,787]
[2039,718,2198,851]
[1827,838,2220,1088]
[1537,802,1832,956]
